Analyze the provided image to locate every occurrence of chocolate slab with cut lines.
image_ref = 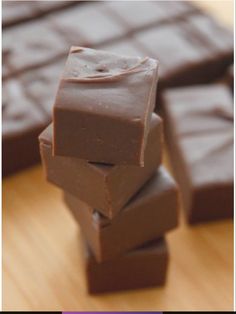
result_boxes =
[162,84,233,223]
[134,15,233,91]
[3,79,48,176]
[53,46,159,165]
[50,4,127,47]
[3,19,66,77]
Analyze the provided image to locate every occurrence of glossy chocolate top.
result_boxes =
[55,46,159,123]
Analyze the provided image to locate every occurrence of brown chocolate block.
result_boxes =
[39,114,163,219]
[64,166,178,262]
[82,236,169,294]
[53,46,159,165]
[162,84,233,224]
[51,4,127,47]
[3,19,66,77]
[3,79,47,176]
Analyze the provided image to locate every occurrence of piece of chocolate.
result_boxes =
[135,14,233,90]
[3,19,66,77]
[64,166,178,262]
[53,46,159,166]
[39,114,162,218]
[162,84,233,224]
[82,236,168,294]
[50,4,127,47]
[3,79,48,176]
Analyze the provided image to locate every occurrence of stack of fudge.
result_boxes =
[3,1,233,176]
[39,47,179,293]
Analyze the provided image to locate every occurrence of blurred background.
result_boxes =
[2,0,234,311]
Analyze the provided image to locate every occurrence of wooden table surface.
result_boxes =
[2,1,234,311]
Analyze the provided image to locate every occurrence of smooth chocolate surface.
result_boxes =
[162,84,233,223]
[64,166,178,262]
[39,114,162,218]
[82,236,169,294]
[53,46,159,165]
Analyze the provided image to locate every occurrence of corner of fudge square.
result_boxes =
[53,46,159,166]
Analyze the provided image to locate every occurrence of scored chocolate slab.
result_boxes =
[82,236,169,294]
[50,3,127,47]
[134,14,233,91]
[39,114,162,219]
[53,46,159,165]
[2,0,76,28]
[3,19,66,78]
[64,166,178,262]
[162,84,233,223]
[105,1,198,33]
[3,79,48,176]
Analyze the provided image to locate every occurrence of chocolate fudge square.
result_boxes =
[64,166,178,262]
[39,114,163,219]
[162,84,233,224]
[53,46,159,166]
[82,236,169,294]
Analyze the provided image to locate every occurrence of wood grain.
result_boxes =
[2,1,234,311]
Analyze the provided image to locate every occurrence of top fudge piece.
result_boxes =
[53,46,159,165]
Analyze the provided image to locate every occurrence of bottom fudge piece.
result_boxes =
[64,166,178,262]
[82,237,168,294]
[162,84,233,224]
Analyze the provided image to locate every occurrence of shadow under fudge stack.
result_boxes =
[39,46,179,293]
